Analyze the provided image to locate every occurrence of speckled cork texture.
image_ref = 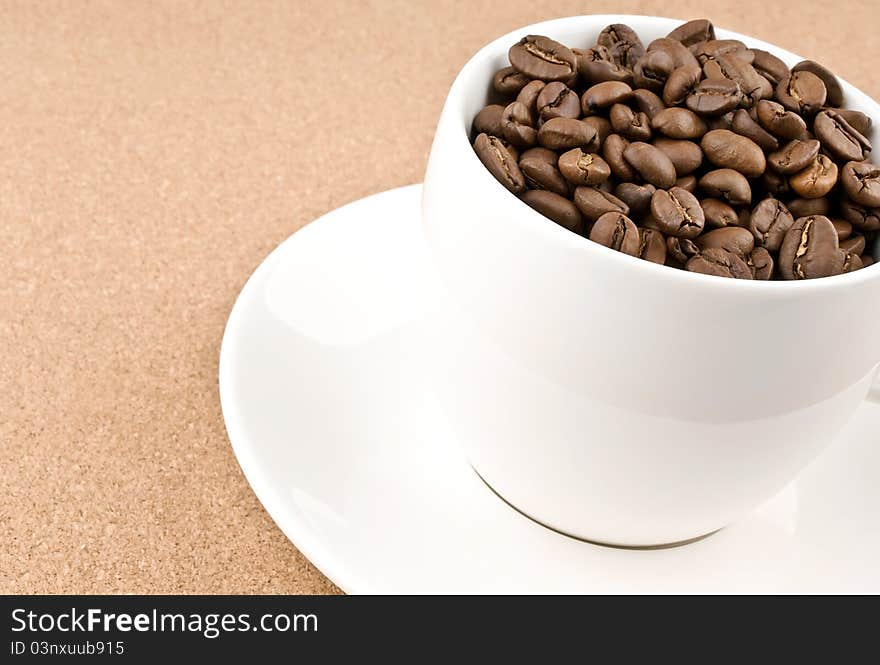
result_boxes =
[2,0,878,594]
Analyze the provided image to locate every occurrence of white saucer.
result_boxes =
[219,184,880,593]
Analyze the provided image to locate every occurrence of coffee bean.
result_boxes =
[776,71,827,115]
[761,169,790,197]
[707,111,735,131]
[686,77,741,116]
[841,161,880,207]
[667,236,700,264]
[651,107,708,140]
[519,147,569,196]
[573,186,630,221]
[509,35,577,82]
[749,197,795,251]
[667,19,715,47]
[650,186,705,238]
[840,234,866,255]
[473,133,525,194]
[558,148,611,185]
[692,39,751,64]
[831,218,853,241]
[598,24,645,70]
[636,227,667,264]
[840,200,880,231]
[663,64,702,106]
[493,66,531,96]
[514,80,544,115]
[537,117,597,150]
[576,45,634,85]
[699,168,752,205]
[536,82,580,121]
[862,254,875,267]
[706,53,770,107]
[842,251,864,272]
[748,246,775,279]
[609,104,651,141]
[701,129,766,176]
[697,226,755,256]
[824,107,872,137]
[500,101,537,148]
[767,139,820,175]
[582,81,633,112]
[648,38,701,69]
[787,196,830,218]
[793,60,844,107]
[731,108,778,151]
[598,133,637,182]
[652,137,703,175]
[698,198,737,228]
[686,248,753,279]
[813,110,872,162]
[779,215,844,279]
[589,211,640,255]
[632,89,666,119]
[634,49,675,92]
[576,116,608,152]
[754,100,807,140]
[614,182,655,216]
[473,104,505,137]
[521,189,584,232]
[789,154,839,199]
[624,141,677,188]
[751,49,790,87]
[675,175,699,192]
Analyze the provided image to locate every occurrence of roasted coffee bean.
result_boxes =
[748,246,775,279]
[663,64,702,106]
[687,248,753,279]
[652,107,708,139]
[813,109,872,162]
[473,104,505,137]
[614,182,655,216]
[610,104,652,141]
[751,49,789,87]
[699,168,752,205]
[558,148,611,185]
[793,60,844,107]
[862,254,875,267]
[667,236,700,264]
[731,108,778,151]
[692,39,750,64]
[576,45,634,85]
[589,211,640,255]
[581,116,611,151]
[825,107,872,137]
[521,189,584,232]
[537,117,597,150]
[779,215,844,279]
[789,155,839,199]
[842,251,863,272]
[767,139,820,175]
[705,53,769,107]
[675,174,698,192]
[667,19,715,47]
[686,77,741,116]
[749,197,795,251]
[519,147,569,196]
[776,71,827,115]
[500,101,537,148]
[473,133,525,193]
[702,198,740,228]
[761,169,790,197]
[755,100,808,140]
[701,129,766,176]
[841,161,880,207]
[650,186,705,238]
[509,35,577,82]
[652,138,702,175]
[707,111,735,131]
[840,234,866,255]
[632,88,666,118]
[493,66,530,96]
[515,80,545,115]
[602,134,638,181]
[573,186,630,221]
[840,200,880,231]
[582,81,633,112]
[648,38,700,68]
[787,196,830,218]
[831,218,853,241]
[633,49,675,92]
[697,226,755,256]
[637,227,667,263]
[598,24,645,70]
[624,141,677,188]
[536,82,580,121]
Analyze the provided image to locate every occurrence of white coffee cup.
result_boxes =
[422,15,880,546]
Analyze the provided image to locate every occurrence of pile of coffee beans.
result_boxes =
[471,19,879,279]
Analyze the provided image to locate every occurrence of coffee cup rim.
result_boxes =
[445,14,880,293]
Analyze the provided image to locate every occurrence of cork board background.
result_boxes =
[2,0,878,595]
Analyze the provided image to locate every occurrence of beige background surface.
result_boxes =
[2,0,878,594]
